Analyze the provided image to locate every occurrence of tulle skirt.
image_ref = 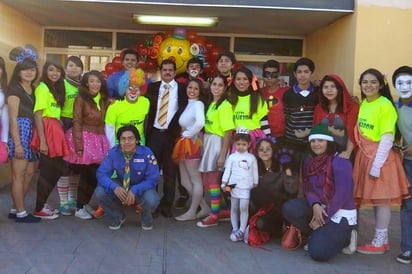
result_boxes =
[172,136,201,163]
[353,126,410,206]
[64,129,110,165]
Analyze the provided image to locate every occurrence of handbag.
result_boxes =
[281,224,303,250]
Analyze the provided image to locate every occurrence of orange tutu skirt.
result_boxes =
[353,126,410,206]
[31,117,70,158]
[172,137,201,163]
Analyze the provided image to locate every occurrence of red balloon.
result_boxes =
[101,70,108,79]
[193,36,205,46]
[112,56,122,69]
[205,40,214,51]
[145,60,158,73]
[186,30,197,42]
[105,63,116,75]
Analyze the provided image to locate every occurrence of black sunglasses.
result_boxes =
[262,71,279,79]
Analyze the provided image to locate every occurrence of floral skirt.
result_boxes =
[64,129,110,165]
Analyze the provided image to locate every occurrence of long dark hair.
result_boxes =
[0,57,7,91]
[359,68,394,103]
[78,70,109,106]
[206,74,228,110]
[319,75,344,113]
[228,67,264,117]
[8,58,38,93]
[254,138,280,174]
[41,61,66,107]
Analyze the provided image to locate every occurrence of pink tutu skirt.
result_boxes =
[64,129,110,165]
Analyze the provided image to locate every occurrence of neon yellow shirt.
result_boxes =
[105,97,150,145]
[34,82,61,119]
[205,100,235,137]
[93,93,101,111]
[62,79,78,118]
[358,96,397,141]
[233,94,268,130]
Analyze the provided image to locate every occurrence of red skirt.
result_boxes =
[31,117,70,158]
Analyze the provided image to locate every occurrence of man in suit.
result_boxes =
[145,59,188,217]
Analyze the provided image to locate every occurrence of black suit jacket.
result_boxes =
[145,81,188,140]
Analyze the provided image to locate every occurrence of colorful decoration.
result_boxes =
[102,28,224,78]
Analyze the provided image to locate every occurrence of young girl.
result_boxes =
[64,70,110,219]
[197,75,234,228]
[221,129,258,242]
[228,67,268,152]
[7,52,41,223]
[32,61,69,219]
[173,78,209,221]
[282,123,357,261]
[313,74,359,159]
[354,68,409,254]
[57,56,84,216]
[0,57,9,164]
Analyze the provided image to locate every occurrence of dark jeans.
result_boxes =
[282,198,353,261]
[35,155,66,211]
[95,186,160,226]
[76,164,98,209]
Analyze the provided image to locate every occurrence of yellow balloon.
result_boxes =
[157,37,193,75]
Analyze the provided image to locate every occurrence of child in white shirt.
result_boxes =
[222,129,258,241]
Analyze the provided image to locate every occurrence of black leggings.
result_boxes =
[35,155,66,211]
[76,164,99,209]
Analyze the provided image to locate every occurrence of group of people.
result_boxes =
[1,45,411,264]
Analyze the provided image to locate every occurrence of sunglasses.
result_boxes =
[263,71,279,79]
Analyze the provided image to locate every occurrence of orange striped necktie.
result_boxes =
[157,83,170,127]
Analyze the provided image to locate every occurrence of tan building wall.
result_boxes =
[306,13,357,95]
[0,3,42,188]
[354,0,412,96]
[306,0,412,98]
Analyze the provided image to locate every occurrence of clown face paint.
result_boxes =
[395,75,412,99]
[126,86,140,102]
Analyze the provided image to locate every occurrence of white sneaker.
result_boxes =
[342,229,358,255]
[75,207,93,220]
[83,204,96,216]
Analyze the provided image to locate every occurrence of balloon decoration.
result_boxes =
[102,28,225,79]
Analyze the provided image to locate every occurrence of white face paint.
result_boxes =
[126,86,140,103]
[395,75,412,99]
[189,69,199,78]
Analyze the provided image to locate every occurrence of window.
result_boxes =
[234,37,303,56]
[45,30,112,49]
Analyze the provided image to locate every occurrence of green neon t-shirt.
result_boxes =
[358,96,397,141]
[105,97,150,145]
[34,82,61,119]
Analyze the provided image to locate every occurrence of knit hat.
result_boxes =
[308,123,334,142]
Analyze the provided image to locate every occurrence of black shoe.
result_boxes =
[160,206,173,218]
[174,197,188,209]
[8,212,17,219]
[397,250,411,264]
[15,214,41,223]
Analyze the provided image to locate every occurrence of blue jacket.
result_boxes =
[97,145,160,197]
